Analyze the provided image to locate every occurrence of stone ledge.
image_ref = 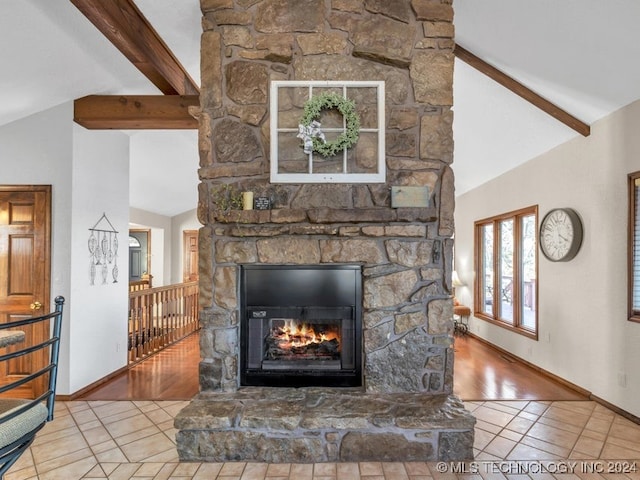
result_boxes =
[175,388,475,463]
[211,207,438,225]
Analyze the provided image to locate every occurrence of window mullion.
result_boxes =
[474,224,483,315]
[513,215,522,328]
[634,180,640,314]
[493,221,500,320]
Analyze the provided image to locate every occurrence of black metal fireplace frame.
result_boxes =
[239,264,362,387]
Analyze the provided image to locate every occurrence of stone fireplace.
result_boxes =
[175,0,475,462]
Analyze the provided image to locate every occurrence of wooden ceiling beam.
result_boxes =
[454,44,590,137]
[74,95,199,129]
[70,0,199,95]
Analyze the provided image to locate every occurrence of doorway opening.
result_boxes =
[129,229,151,287]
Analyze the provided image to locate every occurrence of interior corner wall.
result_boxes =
[0,102,74,393]
[454,99,640,418]
[69,124,130,394]
[129,207,172,286]
[1,103,135,395]
[170,208,200,284]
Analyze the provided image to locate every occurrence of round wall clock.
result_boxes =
[539,208,584,262]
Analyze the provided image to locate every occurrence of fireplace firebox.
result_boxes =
[240,265,362,387]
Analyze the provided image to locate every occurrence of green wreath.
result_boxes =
[299,92,361,157]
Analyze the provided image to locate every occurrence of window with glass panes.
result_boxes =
[628,172,640,323]
[474,206,538,338]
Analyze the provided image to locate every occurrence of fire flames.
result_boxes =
[265,318,341,361]
[274,319,339,350]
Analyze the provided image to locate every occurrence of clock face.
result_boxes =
[539,208,583,262]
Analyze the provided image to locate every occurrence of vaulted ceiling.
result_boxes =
[3,0,640,216]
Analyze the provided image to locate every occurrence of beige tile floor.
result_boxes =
[7,399,640,479]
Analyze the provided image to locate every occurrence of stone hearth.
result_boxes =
[175,389,473,462]
[175,0,475,463]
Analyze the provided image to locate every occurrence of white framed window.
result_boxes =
[270,80,385,183]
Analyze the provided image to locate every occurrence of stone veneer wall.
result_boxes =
[196,0,456,394]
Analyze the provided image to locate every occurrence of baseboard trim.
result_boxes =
[466,332,590,397]
[590,394,640,425]
[466,333,639,424]
[56,364,130,401]
[57,330,201,401]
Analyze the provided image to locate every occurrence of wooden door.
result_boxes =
[183,230,198,282]
[0,186,51,398]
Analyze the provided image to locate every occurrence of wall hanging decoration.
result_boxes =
[270,80,386,184]
[88,213,119,285]
[298,92,360,157]
[539,207,584,262]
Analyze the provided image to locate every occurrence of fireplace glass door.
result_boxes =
[247,306,355,371]
[265,317,341,367]
[240,265,362,387]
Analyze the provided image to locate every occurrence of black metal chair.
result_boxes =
[0,296,64,477]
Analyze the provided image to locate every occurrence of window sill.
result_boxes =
[474,312,538,341]
[628,313,640,324]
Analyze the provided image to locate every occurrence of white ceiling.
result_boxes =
[3,0,640,216]
[453,0,640,195]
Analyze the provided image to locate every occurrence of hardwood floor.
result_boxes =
[79,331,588,402]
[79,332,200,400]
[453,334,587,401]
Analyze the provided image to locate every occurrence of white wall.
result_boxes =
[0,103,74,392]
[0,102,131,395]
[454,99,640,417]
[70,124,130,393]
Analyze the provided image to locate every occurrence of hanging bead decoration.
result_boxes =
[88,213,119,286]
[88,230,98,285]
[111,234,119,283]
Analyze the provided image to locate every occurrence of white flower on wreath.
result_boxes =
[297,120,326,155]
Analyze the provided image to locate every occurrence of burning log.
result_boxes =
[264,319,341,361]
